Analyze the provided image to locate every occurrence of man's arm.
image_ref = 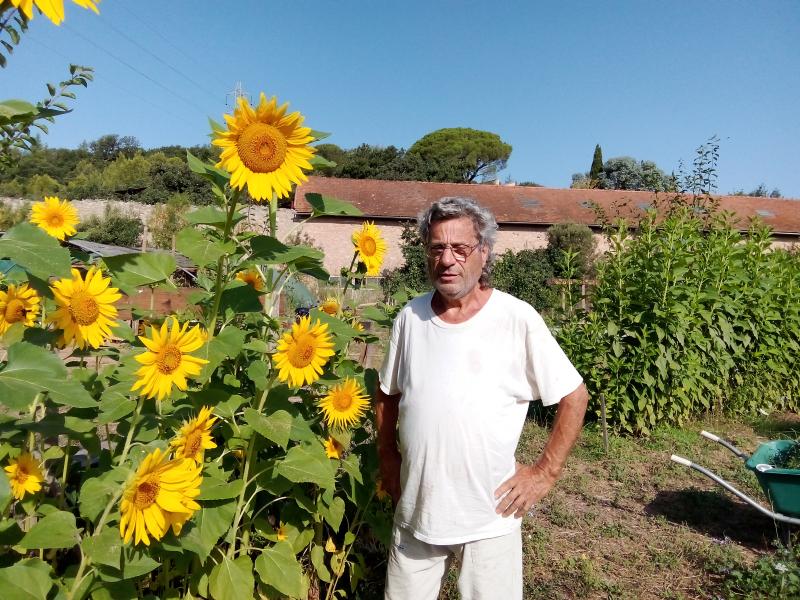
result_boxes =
[375,386,402,504]
[494,383,589,518]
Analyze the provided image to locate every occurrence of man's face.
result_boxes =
[427,216,488,301]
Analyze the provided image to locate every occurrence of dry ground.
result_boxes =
[431,411,799,599]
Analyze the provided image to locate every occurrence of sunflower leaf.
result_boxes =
[303,192,362,217]
[19,510,80,550]
[276,444,336,490]
[254,542,305,599]
[0,558,53,600]
[0,470,11,514]
[249,236,324,264]
[0,223,71,280]
[209,555,254,600]
[175,227,235,267]
[178,499,236,562]
[244,408,292,450]
[309,129,331,141]
[102,252,177,296]
[185,206,245,228]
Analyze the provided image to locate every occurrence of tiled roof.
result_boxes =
[294,177,800,235]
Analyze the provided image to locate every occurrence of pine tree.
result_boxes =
[589,144,603,183]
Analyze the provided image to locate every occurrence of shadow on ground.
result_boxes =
[646,489,782,549]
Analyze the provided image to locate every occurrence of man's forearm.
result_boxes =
[375,386,401,457]
[534,384,589,479]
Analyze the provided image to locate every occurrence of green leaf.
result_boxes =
[359,305,394,328]
[96,547,160,582]
[186,151,230,191]
[0,558,53,600]
[179,499,236,561]
[0,99,37,120]
[103,252,177,295]
[79,468,131,523]
[318,495,345,530]
[303,193,362,217]
[0,223,71,280]
[249,236,324,264]
[186,206,245,228]
[219,283,263,314]
[19,510,80,549]
[276,444,336,490]
[244,408,292,450]
[197,326,246,381]
[0,470,11,512]
[255,542,305,599]
[198,475,243,501]
[209,555,254,600]
[310,545,331,583]
[82,527,124,568]
[309,130,331,141]
[176,227,234,267]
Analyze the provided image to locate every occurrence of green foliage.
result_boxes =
[101,153,152,197]
[25,173,59,199]
[589,144,603,183]
[492,248,557,312]
[148,192,191,249]
[716,537,800,599]
[408,127,512,183]
[381,222,430,298]
[86,134,140,163]
[731,183,782,198]
[774,442,800,469]
[547,222,596,278]
[77,204,143,248]
[0,199,29,230]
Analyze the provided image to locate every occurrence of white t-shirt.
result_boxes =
[379,289,583,545]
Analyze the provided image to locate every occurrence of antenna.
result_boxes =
[226,81,251,107]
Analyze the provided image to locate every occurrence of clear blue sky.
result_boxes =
[4,0,799,197]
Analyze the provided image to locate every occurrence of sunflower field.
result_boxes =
[0,3,396,599]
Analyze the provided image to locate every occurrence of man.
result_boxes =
[376,197,589,600]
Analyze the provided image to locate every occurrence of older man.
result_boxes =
[376,197,589,600]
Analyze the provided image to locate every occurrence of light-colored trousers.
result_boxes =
[384,526,522,600]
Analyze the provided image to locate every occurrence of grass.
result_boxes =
[430,411,799,599]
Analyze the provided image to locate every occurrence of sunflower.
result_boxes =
[0,283,41,336]
[8,0,99,25]
[352,222,387,276]
[235,268,265,291]
[317,378,370,429]
[212,92,316,202]
[29,196,79,240]
[319,297,340,316]
[272,316,335,388]
[170,406,217,463]
[323,436,344,459]
[119,448,202,546]
[4,452,45,500]
[49,267,121,349]
[375,479,390,502]
[276,522,288,541]
[131,319,209,401]
[350,318,364,333]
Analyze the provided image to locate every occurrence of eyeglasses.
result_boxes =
[426,242,482,262]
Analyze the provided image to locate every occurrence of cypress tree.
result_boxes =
[589,144,603,183]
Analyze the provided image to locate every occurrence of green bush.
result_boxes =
[716,536,800,599]
[0,199,30,230]
[547,222,596,277]
[492,248,556,313]
[381,222,430,298]
[148,192,190,249]
[77,203,143,247]
[556,209,800,433]
[64,159,103,199]
[25,173,60,198]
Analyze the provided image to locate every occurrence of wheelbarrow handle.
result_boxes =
[670,454,800,526]
[700,430,750,460]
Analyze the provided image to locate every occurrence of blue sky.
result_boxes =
[3,0,799,197]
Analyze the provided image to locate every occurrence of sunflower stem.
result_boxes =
[341,252,359,297]
[207,191,240,335]
[118,397,144,464]
[59,441,71,508]
[268,193,278,238]
[325,489,375,600]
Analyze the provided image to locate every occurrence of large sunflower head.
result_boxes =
[48,267,121,349]
[0,283,41,336]
[212,92,316,202]
[29,196,79,240]
[319,297,340,316]
[272,316,335,388]
[131,318,209,401]
[352,221,387,276]
[170,406,217,463]
[8,0,99,25]
[235,268,265,291]
[317,378,370,430]
[119,448,202,546]
[4,452,45,500]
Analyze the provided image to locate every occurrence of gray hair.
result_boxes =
[418,196,498,285]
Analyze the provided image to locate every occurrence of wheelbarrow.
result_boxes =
[670,431,800,526]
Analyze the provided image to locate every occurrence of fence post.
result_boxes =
[600,392,609,455]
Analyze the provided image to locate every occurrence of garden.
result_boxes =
[2,2,800,599]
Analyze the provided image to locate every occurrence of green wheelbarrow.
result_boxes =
[670,431,800,526]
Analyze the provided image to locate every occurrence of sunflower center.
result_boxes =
[237,122,287,173]
[4,298,26,323]
[69,292,100,325]
[134,479,160,509]
[331,391,353,411]
[183,429,203,459]
[156,344,182,374]
[48,213,65,227]
[361,237,377,256]
[15,466,29,485]
[287,333,317,368]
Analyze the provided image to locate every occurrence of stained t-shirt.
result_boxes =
[379,289,583,544]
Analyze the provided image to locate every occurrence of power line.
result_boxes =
[63,21,211,117]
[95,11,221,103]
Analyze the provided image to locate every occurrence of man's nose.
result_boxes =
[438,247,458,267]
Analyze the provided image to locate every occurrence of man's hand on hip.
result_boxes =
[494,462,557,518]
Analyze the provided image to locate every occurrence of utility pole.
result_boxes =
[226,81,250,107]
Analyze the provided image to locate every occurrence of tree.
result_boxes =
[731,184,781,198]
[589,144,603,183]
[596,156,673,192]
[86,134,141,163]
[407,128,512,183]
[78,204,143,247]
